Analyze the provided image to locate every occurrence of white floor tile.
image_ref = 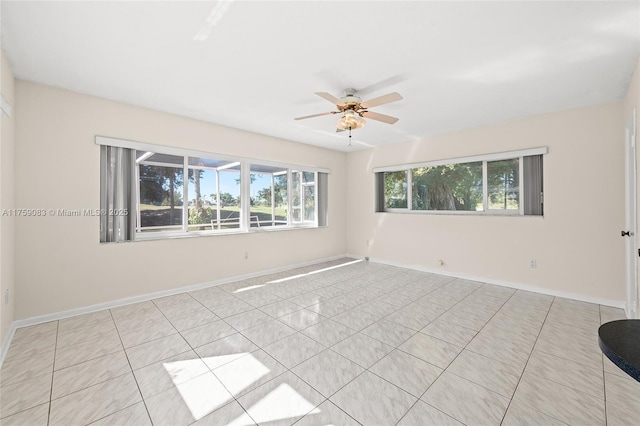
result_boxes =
[1,261,626,426]
[330,371,416,425]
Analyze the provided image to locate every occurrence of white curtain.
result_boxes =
[100,145,135,242]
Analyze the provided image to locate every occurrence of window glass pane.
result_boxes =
[291,171,301,222]
[411,162,482,211]
[303,171,316,221]
[488,159,519,210]
[290,170,316,223]
[304,185,315,221]
[384,171,408,209]
[250,172,271,228]
[274,173,288,226]
[250,171,271,228]
[218,170,241,229]
[138,164,183,232]
[187,168,217,230]
[249,166,289,228]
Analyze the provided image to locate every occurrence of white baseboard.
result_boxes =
[1,254,350,368]
[350,254,626,310]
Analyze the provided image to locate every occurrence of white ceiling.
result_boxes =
[2,1,639,152]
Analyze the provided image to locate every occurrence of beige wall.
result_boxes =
[1,50,16,344]
[14,81,347,319]
[346,102,626,304]
[10,68,637,320]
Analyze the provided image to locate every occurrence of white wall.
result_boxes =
[346,102,626,305]
[0,50,16,345]
[14,81,347,319]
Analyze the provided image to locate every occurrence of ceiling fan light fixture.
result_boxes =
[336,110,365,130]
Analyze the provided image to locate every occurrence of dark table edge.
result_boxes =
[598,334,640,382]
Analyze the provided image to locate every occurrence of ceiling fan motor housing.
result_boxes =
[341,88,362,108]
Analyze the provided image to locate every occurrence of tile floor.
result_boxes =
[1,258,639,425]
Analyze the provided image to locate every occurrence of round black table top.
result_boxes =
[598,319,640,382]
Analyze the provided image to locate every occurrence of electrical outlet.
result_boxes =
[4,289,8,304]
[244,252,248,260]
[529,259,537,269]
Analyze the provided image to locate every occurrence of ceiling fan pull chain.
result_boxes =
[348,126,352,146]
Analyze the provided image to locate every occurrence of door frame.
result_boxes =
[625,107,638,319]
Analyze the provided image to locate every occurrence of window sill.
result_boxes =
[125,223,322,243]
[379,209,542,217]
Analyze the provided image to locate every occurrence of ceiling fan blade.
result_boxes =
[361,92,403,109]
[315,92,343,106]
[294,111,334,120]
[362,111,399,124]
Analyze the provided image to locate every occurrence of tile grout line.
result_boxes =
[47,320,60,426]
[496,295,553,424]
[523,325,609,394]
[146,294,241,423]
[7,262,622,426]
[348,274,473,425]
[396,282,521,426]
[167,294,264,424]
[227,270,413,424]
[108,308,154,425]
[115,260,360,423]
[497,297,576,425]
[287,275,457,425]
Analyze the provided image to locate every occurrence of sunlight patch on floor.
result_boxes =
[267,259,363,284]
[212,353,271,396]
[162,358,208,385]
[173,372,232,420]
[242,383,321,423]
[200,353,250,370]
[233,284,266,294]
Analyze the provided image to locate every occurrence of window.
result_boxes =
[185,157,241,232]
[487,159,519,211]
[137,153,184,233]
[135,153,319,235]
[216,166,241,229]
[98,136,329,242]
[384,171,408,209]
[250,165,288,228]
[187,160,217,230]
[411,162,482,211]
[374,147,546,216]
[299,171,317,222]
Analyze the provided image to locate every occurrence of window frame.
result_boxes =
[374,147,546,216]
[97,136,329,242]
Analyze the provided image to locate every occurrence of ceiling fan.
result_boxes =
[294,88,403,133]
